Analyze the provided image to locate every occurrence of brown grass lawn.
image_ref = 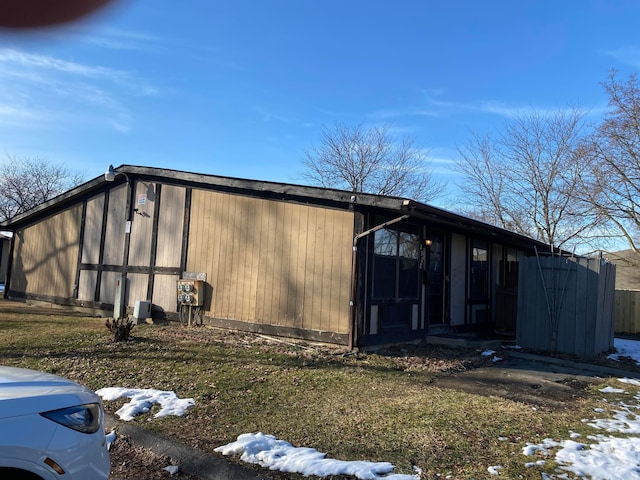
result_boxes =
[0,299,630,479]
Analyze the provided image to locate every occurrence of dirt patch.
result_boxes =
[146,324,492,376]
[108,433,200,480]
[140,325,607,411]
[130,325,613,409]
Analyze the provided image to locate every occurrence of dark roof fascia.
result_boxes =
[397,199,551,252]
[135,166,546,248]
[0,175,108,230]
[126,165,393,208]
[0,164,394,230]
[0,164,550,252]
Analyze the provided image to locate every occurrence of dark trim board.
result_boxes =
[79,264,181,275]
[147,183,163,302]
[7,291,112,314]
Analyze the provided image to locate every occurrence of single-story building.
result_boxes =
[0,165,551,348]
[605,249,640,291]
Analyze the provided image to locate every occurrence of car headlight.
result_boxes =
[40,403,103,434]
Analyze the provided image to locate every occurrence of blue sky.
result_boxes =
[1,0,640,209]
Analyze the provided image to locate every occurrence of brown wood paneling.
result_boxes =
[272,202,284,323]
[287,203,305,328]
[152,274,180,314]
[254,196,272,322]
[11,206,81,298]
[100,271,120,305]
[78,270,98,301]
[186,189,353,334]
[334,211,352,333]
[306,207,323,330]
[258,197,277,322]
[221,193,238,318]
[320,207,335,331]
[102,184,128,265]
[126,273,148,305]
[81,194,105,264]
[237,196,254,321]
[128,182,155,267]
[155,185,185,268]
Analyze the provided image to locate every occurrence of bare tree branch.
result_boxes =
[301,123,445,202]
[456,107,599,250]
[0,154,84,222]
[578,71,640,257]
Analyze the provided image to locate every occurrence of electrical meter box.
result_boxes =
[177,279,204,306]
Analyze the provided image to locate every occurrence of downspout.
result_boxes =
[348,213,410,349]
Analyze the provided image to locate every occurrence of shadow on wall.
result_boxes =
[203,282,214,311]
[7,231,27,298]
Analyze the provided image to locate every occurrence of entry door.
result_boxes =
[467,238,490,325]
[425,234,446,324]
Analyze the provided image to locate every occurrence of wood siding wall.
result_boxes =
[151,185,185,313]
[10,179,352,339]
[102,185,127,266]
[11,206,82,299]
[186,189,353,334]
[74,182,186,312]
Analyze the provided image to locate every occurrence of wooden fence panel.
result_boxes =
[615,290,640,333]
[517,256,616,357]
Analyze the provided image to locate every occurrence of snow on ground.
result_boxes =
[522,337,640,479]
[105,429,117,451]
[96,387,195,421]
[100,340,640,479]
[214,433,419,480]
[481,349,503,363]
[608,338,640,364]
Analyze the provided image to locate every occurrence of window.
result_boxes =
[470,240,488,299]
[373,228,420,299]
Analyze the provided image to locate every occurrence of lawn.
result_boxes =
[0,299,628,479]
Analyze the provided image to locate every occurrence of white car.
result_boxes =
[0,366,110,480]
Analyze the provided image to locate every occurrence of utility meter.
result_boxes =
[176,280,204,306]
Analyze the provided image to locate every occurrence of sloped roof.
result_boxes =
[0,164,549,251]
[605,249,640,290]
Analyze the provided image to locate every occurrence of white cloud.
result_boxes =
[78,28,164,52]
[0,47,157,134]
[257,107,289,123]
[418,89,598,120]
[600,45,640,67]
[0,48,114,78]
[369,107,439,120]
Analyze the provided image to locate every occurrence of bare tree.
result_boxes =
[456,108,599,250]
[579,71,640,255]
[0,155,84,222]
[301,123,445,202]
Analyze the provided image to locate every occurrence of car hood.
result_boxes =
[0,366,101,418]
